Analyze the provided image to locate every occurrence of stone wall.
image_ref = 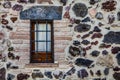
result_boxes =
[0,0,120,80]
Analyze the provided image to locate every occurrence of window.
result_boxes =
[30,20,54,63]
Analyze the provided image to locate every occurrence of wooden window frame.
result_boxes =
[30,20,54,63]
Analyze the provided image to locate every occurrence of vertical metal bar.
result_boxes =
[46,21,48,62]
[36,21,39,53]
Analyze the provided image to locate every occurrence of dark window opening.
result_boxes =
[30,20,54,63]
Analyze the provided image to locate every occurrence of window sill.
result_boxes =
[25,63,59,68]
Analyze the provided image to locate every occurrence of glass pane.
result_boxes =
[37,42,46,51]
[47,32,51,41]
[35,23,51,31]
[47,24,51,31]
[35,23,40,31]
[35,32,36,41]
[37,32,46,41]
[38,24,46,31]
[47,42,51,52]
[35,42,51,52]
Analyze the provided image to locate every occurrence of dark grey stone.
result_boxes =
[68,24,73,27]
[95,12,103,20]
[7,62,12,69]
[102,78,107,80]
[104,68,109,75]
[53,71,63,79]
[103,31,120,44]
[17,73,30,80]
[93,78,106,80]
[6,25,13,31]
[7,74,15,80]
[105,27,110,30]
[89,31,94,34]
[10,66,19,69]
[81,40,90,45]
[98,22,104,27]
[89,0,99,5]
[74,24,91,33]
[88,64,95,68]
[12,4,23,11]
[74,19,81,24]
[66,67,76,75]
[90,70,94,76]
[82,17,91,22]
[29,0,35,3]
[63,67,76,79]
[32,70,44,79]
[93,78,101,80]
[108,15,115,24]
[117,12,120,21]
[17,0,28,3]
[113,72,120,80]
[60,0,67,6]
[69,46,81,57]
[73,40,80,46]
[69,46,86,57]
[116,53,120,65]
[3,1,11,8]
[72,3,88,17]
[77,69,88,79]
[93,26,101,32]
[89,0,96,5]
[44,71,53,79]
[20,6,63,20]
[102,50,108,55]
[75,58,93,67]
[0,68,6,80]
[90,50,100,57]
[96,70,101,76]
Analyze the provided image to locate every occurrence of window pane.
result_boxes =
[35,23,51,31]
[47,42,51,52]
[47,24,51,31]
[37,32,46,41]
[47,32,51,41]
[36,42,46,51]
[35,42,51,52]
[31,21,53,63]
[38,24,46,31]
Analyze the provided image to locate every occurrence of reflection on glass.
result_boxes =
[37,32,46,41]
[47,42,51,52]
[35,42,51,52]
[35,24,51,31]
[37,42,46,51]
[38,24,46,31]
[47,32,51,41]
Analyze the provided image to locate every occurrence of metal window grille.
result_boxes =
[30,20,54,63]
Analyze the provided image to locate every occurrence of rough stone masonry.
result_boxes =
[0,0,120,80]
